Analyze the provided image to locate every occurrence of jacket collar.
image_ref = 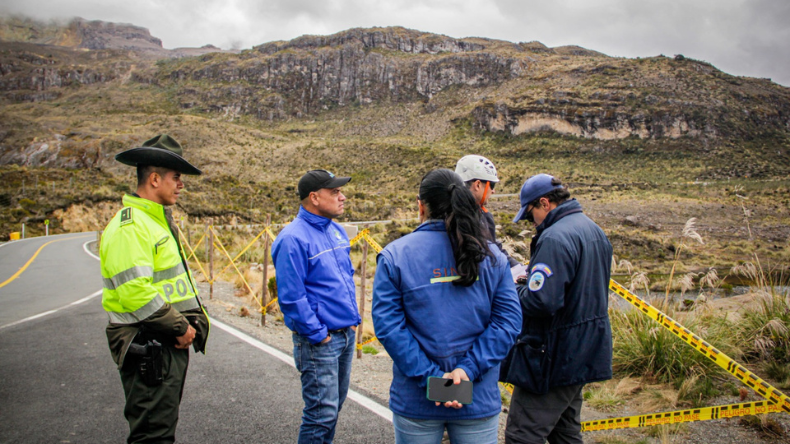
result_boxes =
[298,205,333,229]
[536,199,583,234]
[123,194,167,225]
[414,219,446,232]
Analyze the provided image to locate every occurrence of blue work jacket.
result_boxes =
[372,220,522,420]
[272,206,361,344]
[501,199,613,393]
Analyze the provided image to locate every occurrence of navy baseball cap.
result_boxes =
[513,174,563,222]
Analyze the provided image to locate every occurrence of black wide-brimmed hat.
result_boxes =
[115,134,202,175]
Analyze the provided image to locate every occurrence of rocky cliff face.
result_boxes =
[170,27,529,120]
[2,20,790,143]
[67,18,163,50]
[0,42,134,102]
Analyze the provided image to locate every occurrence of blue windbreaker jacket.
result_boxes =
[272,206,361,344]
[372,220,522,420]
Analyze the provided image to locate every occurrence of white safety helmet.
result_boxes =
[455,155,500,183]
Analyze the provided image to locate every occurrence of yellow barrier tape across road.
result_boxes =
[609,280,790,415]
[582,400,785,432]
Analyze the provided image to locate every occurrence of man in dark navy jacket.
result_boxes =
[502,174,613,444]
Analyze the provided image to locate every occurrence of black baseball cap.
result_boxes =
[298,170,351,200]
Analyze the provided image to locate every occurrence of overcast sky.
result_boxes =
[2,0,788,86]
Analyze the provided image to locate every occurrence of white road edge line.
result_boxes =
[83,240,100,261]
[0,290,102,330]
[211,318,394,423]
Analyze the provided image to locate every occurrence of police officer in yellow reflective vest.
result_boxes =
[101,134,209,444]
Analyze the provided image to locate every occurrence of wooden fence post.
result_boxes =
[208,224,214,299]
[261,214,271,327]
[356,225,369,359]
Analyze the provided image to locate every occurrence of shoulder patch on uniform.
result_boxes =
[528,272,546,291]
[120,207,133,226]
[530,263,553,277]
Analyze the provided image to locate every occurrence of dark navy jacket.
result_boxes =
[372,221,522,420]
[481,210,520,267]
[501,199,613,393]
[272,206,361,344]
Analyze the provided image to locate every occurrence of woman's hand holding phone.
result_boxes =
[436,368,470,409]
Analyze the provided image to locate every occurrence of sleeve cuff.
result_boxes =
[307,327,329,345]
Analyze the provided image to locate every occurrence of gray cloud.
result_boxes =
[1,0,788,85]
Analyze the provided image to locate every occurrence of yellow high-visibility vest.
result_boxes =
[101,194,200,323]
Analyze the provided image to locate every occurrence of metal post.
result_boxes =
[261,214,271,327]
[22,224,25,239]
[356,225,369,359]
[208,225,214,299]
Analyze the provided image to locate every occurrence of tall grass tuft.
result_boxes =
[610,304,741,385]
[664,218,704,308]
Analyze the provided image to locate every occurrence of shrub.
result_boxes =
[732,261,790,366]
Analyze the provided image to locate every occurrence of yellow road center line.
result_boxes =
[0,235,90,289]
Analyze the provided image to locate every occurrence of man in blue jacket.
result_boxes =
[502,174,613,444]
[272,169,361,444]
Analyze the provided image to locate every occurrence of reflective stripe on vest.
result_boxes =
[106,294,166,324]
[153,263,186,284]
[103,264,187,290]
[103,266,154,290]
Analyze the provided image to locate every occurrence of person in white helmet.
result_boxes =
[455,155,520,268]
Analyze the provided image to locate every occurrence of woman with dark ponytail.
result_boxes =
[372,169,522,444]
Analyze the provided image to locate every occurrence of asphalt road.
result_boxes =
[0,233,394,443]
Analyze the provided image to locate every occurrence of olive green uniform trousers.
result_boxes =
[120,345,189,444]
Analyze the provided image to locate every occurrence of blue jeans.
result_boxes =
[292,327,355,444]
[392,413,499,444]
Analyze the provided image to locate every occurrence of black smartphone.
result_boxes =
[426,377,473,404]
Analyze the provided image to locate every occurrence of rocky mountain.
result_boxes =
[0,16,230,57]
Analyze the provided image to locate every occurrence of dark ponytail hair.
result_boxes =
[419,169,493,287]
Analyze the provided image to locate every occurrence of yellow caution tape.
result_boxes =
[356,336,378,349]
[362,233,383,254]
[609,280,790,415]
[211,227,261,307]
[176,225,210,285]
[582,400,785,432]
[349,229,367,247]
